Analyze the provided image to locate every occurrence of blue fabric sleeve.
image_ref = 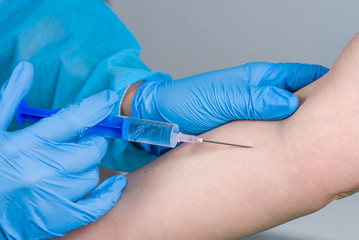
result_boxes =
[0,0,171,172]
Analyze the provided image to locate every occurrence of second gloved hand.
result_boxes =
[133,62,329,135]
[0,62,126,239]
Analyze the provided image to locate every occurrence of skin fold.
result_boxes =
[58,32,359,240]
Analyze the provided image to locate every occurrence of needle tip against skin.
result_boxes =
[201,139,252,148]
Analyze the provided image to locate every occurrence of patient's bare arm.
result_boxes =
[61,33,359,240]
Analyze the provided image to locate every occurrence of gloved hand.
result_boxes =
[0,62,126,239]
[132,62,328,154]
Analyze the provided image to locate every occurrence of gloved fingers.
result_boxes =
[54,136,108,174]
[258,63,329,92]
[18,132,108,173]
[72,175,126,224]
[0,62,33,131]
[246,85,298,120]
[139,142,170,156]
[47,167,100,202]
[26,90,118,143]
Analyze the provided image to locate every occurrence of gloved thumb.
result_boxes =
[248,85,298,120]
[0,62,33,131]
[75,174,126,223]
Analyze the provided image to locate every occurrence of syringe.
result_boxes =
[16,100,251,149]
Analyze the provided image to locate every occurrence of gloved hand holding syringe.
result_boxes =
[16,100,251,149]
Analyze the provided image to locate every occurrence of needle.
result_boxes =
[201,139,251,148]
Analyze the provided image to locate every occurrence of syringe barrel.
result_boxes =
[122,118,180,148]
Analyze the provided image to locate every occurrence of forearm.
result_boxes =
[62,120,326,240]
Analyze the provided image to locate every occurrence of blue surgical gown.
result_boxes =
[0,0,171,172]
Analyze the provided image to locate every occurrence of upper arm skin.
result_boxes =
[61,120,328,240]
[60,32,359,240]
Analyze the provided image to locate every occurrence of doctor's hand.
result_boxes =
[133,62,328,134]
[0,62,126,240]
[131,62,328,154]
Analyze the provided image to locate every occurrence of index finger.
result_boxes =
[259,63,329,92]
[25,90,119,142]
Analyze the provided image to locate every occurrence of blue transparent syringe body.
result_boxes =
[15,100,202,148]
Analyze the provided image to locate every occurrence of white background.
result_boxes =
[108,1,359,239]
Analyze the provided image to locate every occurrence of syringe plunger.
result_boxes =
[16,100,186,148]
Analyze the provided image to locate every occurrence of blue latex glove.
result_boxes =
[0,62,126,239]
[132,62,329,154]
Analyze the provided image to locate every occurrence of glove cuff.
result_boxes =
[131,80,170,122]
